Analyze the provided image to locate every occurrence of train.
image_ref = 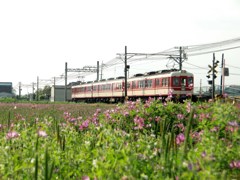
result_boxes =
[71,69,194,103]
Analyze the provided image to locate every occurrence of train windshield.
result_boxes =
[188,77,193,86]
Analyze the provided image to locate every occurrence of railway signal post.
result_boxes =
[207,53,219,100]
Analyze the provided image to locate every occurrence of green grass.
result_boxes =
[0,99,239,179]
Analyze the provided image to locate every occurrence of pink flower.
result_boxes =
[177,114,184,120]
[210,126,219,132]
[177,123,185,132]
[168,90,173,98]
[82,176,90,180]
[229,160,240,169]
[223,93,228,98]
[201,151,207,158]
[134,116,145,129]
[176,133,185,145]
[228,121,239,127]
[186,102,191,113]
[6,131,20,140]
[38,130,48,137]
[79,120,90,130]
[69,118,76,123]
[123,111,129,117]
[155,116,161,122]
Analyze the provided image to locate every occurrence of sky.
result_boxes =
[0,0,240,94]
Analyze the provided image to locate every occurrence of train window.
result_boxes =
[116,83,122,90]
[87,86,91,91]
[173,77,180,86]
[146,80,152,88]
[162,78,168,86]
[139,80,145,88]
[93,86,97,91]
[80,87,84,92]
[156,79,160,86]
[102,85,107,91]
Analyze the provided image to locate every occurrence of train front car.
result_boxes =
[169,70,194,102]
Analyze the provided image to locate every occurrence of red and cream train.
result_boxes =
[71,69,194,103]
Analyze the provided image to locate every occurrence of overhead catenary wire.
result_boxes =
[53,36,240,88]
[226,64,240,69]
[17,37,240,93]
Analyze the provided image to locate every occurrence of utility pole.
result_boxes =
[32,82,35,101]
[124,46,128,100]
[18,82,22,99]
[179,46,182,70]
[54,77,56,102]
[37,76,39,101]
[171,46,188,70]
[32,83,35,94]
[65,62,67,102]
[100,61,103,80]
[64,62,97,101]
[97,61,99,81]
[36,76,39,101]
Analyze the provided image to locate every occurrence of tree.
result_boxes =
[35,85,51,100]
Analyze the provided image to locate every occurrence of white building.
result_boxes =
[50,85,72,102]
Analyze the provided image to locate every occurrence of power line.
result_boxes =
[187,45,240,57]
[226,64,240,69]
[230,73,240,76]
[184,62,209,70]
[47,37,240,87]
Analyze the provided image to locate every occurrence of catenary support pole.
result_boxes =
[37,76,39,101]
[19,82,21,99]
[124,46,128,100]
[97,61,99,81]
[179,46,182,70]
[54,77,56,102]
[65,62,67,102]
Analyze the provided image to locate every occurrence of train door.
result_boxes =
[181,77,187,91]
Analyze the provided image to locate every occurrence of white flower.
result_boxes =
[85,141,90,145]
[92,159,97,168]
[31,158,35,163]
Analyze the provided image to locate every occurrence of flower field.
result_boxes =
[0,99,239,179]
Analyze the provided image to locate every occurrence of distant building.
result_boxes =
[0,82,13,98]
[50,85,72,102]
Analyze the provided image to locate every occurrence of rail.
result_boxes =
[228,96,240,103]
